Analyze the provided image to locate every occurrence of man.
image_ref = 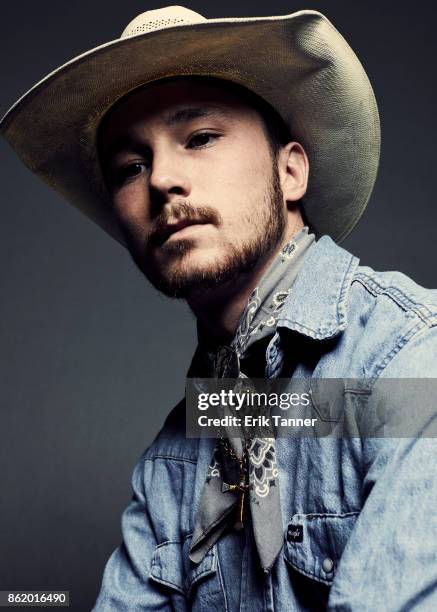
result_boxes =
[2,6,437,611]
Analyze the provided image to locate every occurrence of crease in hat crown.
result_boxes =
[121,6,207,38]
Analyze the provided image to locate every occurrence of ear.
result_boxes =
[278,142,309,205]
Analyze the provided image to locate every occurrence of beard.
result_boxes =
[124,161,286,299]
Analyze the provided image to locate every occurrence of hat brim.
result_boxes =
[0,10,380,246]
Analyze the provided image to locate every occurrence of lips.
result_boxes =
[158,219,208,244]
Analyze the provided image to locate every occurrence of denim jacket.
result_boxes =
[93,236,437,611]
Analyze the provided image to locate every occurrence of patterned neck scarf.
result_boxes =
[189,227,315,572]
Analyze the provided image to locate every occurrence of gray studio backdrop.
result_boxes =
[1,1,436,610]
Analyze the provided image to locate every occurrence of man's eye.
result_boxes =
[187,132,219,148]
[116,162,147,184]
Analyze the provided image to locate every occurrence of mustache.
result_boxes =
[146,201,222,246]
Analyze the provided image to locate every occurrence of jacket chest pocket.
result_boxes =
[284,512,359,586]
[149,538,227,611]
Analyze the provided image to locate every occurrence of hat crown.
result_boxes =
[121,5,207,38]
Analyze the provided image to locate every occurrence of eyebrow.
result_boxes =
[100,106,228,163]
[100,135,142,165]
[163,106,229,126]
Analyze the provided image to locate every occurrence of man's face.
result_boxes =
[99,79,288,298]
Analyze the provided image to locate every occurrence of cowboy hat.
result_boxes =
[0,5,380,245]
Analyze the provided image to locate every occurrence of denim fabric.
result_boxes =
[93,236,437,611]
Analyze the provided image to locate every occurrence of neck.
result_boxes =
[187,218,304,345]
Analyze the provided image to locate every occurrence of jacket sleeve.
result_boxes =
[92,453,178,611]
[328,325,437,611]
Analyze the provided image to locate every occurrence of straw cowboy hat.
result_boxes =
[0,5,380,246]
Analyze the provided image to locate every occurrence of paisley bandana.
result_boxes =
[189,227,315,572]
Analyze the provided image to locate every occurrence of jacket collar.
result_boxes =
[277,235,359,340]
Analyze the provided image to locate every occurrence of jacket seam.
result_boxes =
[353,273,437,325]
[154,538,182,549]
[144,454,198,465]
[289,511,360,520]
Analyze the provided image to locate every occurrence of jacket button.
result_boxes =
[322,557,334,573]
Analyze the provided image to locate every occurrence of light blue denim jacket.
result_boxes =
[93,236,437,611]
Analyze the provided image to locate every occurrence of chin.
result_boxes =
[134,237,263,299]
[142,252,237,299]
[156,242,224,273]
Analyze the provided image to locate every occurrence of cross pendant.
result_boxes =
[226,482,248,530]
[235,488,245,530]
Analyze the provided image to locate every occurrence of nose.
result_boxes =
[148,147,191,209]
